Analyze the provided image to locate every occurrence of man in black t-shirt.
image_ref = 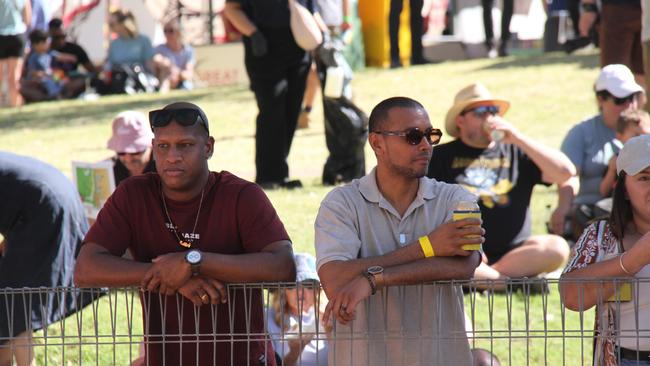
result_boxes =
[20,18,99,102]
[46,18,98,99]
[48,18,99,76]
[427,83,574,289]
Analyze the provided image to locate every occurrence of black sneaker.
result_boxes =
[281,179,303,189]
[258,179,303,190]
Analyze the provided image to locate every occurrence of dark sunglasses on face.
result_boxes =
[117,151,145,157]
[164,28,176,34]
[149,108,209,133]
[373,127,443,146]
[461,105,500,118]
[608,93,637,106]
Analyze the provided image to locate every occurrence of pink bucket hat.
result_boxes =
[106,111,154,153]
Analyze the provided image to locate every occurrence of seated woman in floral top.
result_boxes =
[560,134,650,366]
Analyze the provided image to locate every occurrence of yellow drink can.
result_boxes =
[607,282,632,302]
[453,201,482,251]
[602,253,633,302]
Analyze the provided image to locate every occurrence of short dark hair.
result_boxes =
[616,109,650,134]
[48,18,63,30]
[608,171,632,241]
[29,29,48,44]
[368,96,425,132]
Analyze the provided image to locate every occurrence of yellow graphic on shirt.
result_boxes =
[452,157,514,208]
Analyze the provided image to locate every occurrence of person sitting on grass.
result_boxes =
[92,9,158,95]
[427,83,574,292]
[267,253,328,366]
[22,29,70,100]
[153,20,195,92]
[600,109,650,198]
[561,134,650,366]
[551,64,645,241]
[106,111,156,186]
[47,18,100,98]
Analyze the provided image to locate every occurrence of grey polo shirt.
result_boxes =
[315,168,475,366]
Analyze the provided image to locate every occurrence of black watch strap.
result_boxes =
[363,272,377,295]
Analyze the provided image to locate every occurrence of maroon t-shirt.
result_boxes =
[85,171,288,366]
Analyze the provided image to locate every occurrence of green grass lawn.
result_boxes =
[1,50,603,365]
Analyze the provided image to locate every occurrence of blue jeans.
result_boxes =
[620,358,650,366]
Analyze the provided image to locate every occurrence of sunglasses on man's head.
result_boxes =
[461,105,500,118]
[149,108,209,133]
[372,127,443,146]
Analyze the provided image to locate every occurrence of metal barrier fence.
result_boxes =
[0,278,648,365]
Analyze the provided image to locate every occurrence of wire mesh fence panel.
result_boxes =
[0,279,649,365]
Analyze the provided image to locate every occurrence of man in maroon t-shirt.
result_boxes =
[74,102,295,366]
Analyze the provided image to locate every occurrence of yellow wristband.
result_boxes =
[419,236,435,258]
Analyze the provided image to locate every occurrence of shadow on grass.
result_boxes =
[474,52,600,71]
[0,86,252,131]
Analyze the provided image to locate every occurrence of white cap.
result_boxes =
[595,64,644,98]
[617,134,650,176]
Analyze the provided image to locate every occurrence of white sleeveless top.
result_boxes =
[618,264,650,350]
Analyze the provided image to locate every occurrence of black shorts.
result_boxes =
[0,34,25,59]
[486,240,525,265]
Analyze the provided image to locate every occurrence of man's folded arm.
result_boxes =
[320,251,480,296]
[74,242,150,287]
[200,240,296,283]
[381,252,481,286]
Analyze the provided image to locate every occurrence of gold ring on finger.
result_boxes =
[200,294,209,302]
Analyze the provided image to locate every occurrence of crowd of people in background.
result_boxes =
[0,4,196,107]
[0,66,648,365]
[3,0,650,365]
[0,1,645,104]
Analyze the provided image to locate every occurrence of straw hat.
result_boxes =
[445,83,510,138]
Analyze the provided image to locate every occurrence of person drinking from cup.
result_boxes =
[427,83,575,291]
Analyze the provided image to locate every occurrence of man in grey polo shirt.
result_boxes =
[314,96,483,365]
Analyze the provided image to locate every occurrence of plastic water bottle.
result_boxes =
[324,66,344,98]
[453,201,482,251]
